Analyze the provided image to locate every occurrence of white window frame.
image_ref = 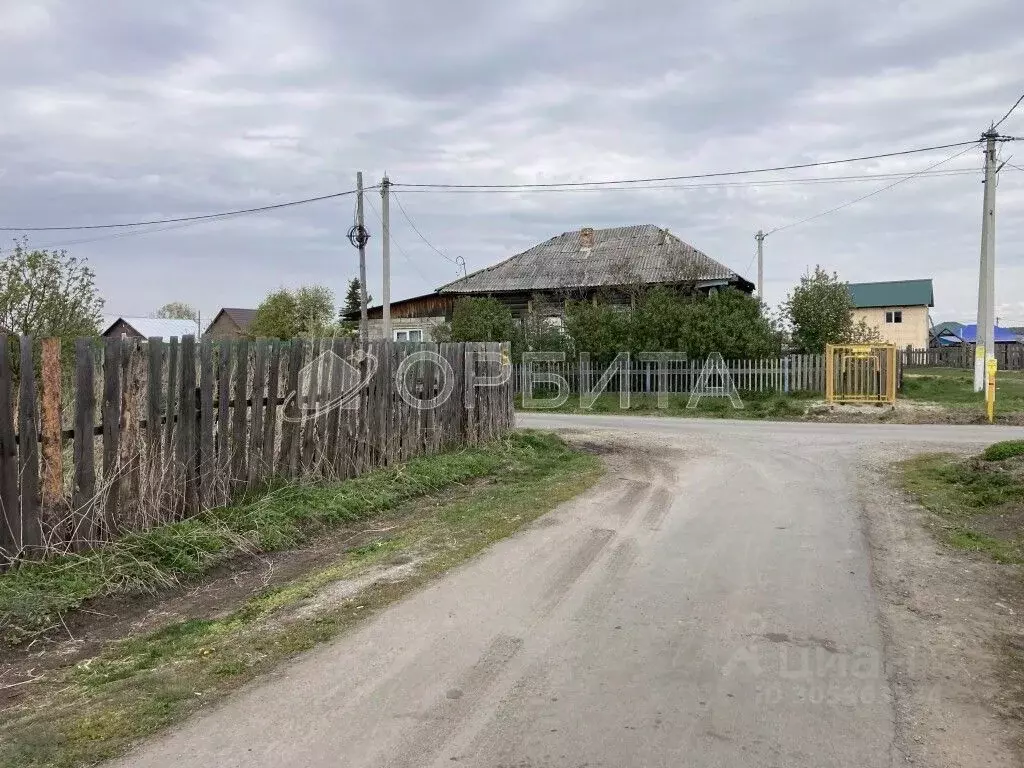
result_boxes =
[885,310,903,324]
[394,328,423,342]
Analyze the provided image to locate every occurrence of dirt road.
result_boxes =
[114,415,1024,768]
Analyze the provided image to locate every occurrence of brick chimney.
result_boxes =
[579,227,595,249]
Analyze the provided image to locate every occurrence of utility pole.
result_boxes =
[356,172,369,344]
[381,174,392,341]
[974,129,998,392]
[755,230,765,299]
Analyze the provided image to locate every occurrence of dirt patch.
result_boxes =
[859,450,1024,766]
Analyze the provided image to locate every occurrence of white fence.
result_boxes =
[513,354,826,395]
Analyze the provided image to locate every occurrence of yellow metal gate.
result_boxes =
[825,344,898,404]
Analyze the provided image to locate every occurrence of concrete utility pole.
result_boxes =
[381,174,392,341]
[974,130,998,392]
[755,230,765,299]
[356,172,369,344]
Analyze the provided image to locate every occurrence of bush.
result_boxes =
[981,440,1024,461]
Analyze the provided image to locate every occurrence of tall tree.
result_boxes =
[339,278,372,321]
[784,266,878,353]
[153,302,198,323]
[0,239,104,338]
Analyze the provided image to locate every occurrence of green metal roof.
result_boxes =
[848,279,934,309]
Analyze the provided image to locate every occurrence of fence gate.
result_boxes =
[825,344,897,404]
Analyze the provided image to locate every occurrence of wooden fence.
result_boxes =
[900,345,1024,370]
[0,337,513,564]
[513,354,826,395]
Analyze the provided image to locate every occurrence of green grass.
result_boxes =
[0,430,602,768]
[0,432,584,645]
[982,440,1024,461]
[901,446,1024,564]
[517,389,819,420]
[901,367,1024,415]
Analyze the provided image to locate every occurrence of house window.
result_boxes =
[394,329,423,342]
[885,310,903,324]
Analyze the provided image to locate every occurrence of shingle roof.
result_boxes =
[103,317,198,339]
[219,307,257,330]
[848,279,934,309]
[436,225,746,294]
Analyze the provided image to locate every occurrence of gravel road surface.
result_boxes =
[114,414,1024,768]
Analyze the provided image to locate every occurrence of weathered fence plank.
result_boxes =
[71,339,97,550]
[199,339,216,508]
[163,337,179,460]
[40,339,64,539]
[279,340,303,478]
[18,337,42,552]
[102,337,123,536]
[0,338,19,559]
[262,340,281,479]
[230,339,249,487]
[248,340,268,486]
[217,341,231,483]
[177,335,198,518]
[117,340,143,533]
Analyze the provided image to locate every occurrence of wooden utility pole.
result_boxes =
[755,230,765,299]
[381,174,392,340]
[356,172,369,343]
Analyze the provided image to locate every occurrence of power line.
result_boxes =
[393,167,989,194]
[0,186,372,232]
[392,191,467,275]
[994,92,1024,130]
[765,142,979,237]
[393,140,980,190]
[364,193,433,285]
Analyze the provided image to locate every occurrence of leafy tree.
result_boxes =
[153,302,198,323]
[249,285,337,339]
[295,285,335,337]
[250,289,299,339]
[783,266,879,353]
[0,239,104,339]
[443,297,516,343]
[565,287,781,361]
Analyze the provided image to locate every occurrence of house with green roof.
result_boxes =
[848,279,934,349]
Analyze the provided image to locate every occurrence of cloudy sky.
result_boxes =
[1,0,1023,328]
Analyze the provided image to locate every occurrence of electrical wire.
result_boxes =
[392,167,988,194]
[393,140,980,190]
[364,193,434,285]
[765,142,979,237]
[0,186,373,232]
[994,92,1024,131]
[392,191,467,275]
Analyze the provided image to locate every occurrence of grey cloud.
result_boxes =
[1,0,1023,325]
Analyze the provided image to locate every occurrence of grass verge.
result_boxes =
[900,441,1024,563]
[0,430,603,768]
[1,433,581,645]
[517,390,819,420]
[901,367,1024,416]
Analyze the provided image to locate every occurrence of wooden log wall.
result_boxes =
[0,337,513,564]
